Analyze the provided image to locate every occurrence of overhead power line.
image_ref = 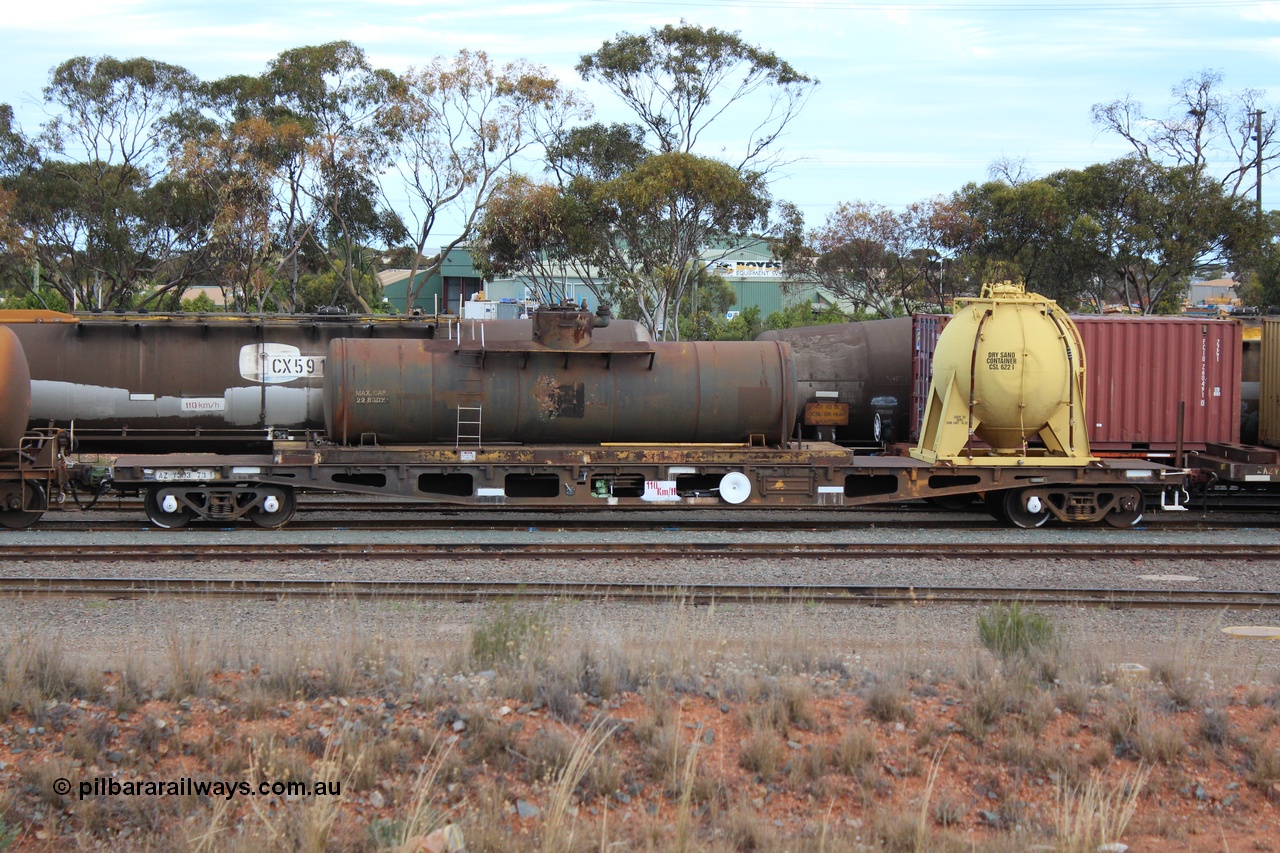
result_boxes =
[589,0,1271,11]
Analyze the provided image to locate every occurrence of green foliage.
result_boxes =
[977,603,1056,661]
[468,603,548,668]
[953,157,1256,312]
[547,122,648,181]
[716,305,763,340]
[539,151,773,339]
[294,260,383,313]
[1246,211,1280,310]
[763,300,852,330]
[0,287,70,312]
[675,269,737,339]
[179,291,221,313]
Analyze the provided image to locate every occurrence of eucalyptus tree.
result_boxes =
[549,23,817,338]
[582,151,771,335]
[197,66,317,311]
[0,106,38,290]
[948,158,1255,313]
[170,110,309,311]
[1093,70,1275,200]
[472,123,654,309]
[1055,157,1254,313]
[471,173,598,306]
[949,178,1071,294]
[2,56,211,309]
[474,140,769,335]
[381,50,588,313]
[264,42,400,312]
[204,42,400,313]
[577,20,815,173]
[777,197,973,317]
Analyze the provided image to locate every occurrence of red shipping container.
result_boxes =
[1072,316,1241,452]
[910,313,947,442]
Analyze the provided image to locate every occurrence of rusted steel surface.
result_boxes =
[1073,316,1242,451]
[0,326,31,449]
[0,311,650,447]
[759,317,914,444]
[324,338,799,445]
[108,441,1182,515]
[530,307,597,349]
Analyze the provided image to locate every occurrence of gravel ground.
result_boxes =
[1,596,1273,684]
[3,507,1279,680]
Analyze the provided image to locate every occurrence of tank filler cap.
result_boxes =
[976,280,1036,301]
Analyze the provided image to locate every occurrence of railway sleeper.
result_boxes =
[993,485,1145,529]
[143,484,297,530]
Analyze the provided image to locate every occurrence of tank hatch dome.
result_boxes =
[531,301,610,350]
[911,281,1094,466]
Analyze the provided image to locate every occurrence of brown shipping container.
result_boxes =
[1072,316,1241,452]
[1259,318,1280,448]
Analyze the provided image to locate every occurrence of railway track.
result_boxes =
[2,576,1277,610]
[24,511,1280,533]
[2,541,1278,562]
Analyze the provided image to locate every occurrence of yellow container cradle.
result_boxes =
[912,282,1094,466]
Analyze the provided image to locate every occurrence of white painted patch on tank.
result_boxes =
[30,380,322,428]
[224,385,318,425]
[239,344,325,384]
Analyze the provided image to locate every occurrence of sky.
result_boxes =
[2,0,1278,245]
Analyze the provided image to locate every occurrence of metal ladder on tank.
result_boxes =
[455,348,484,448]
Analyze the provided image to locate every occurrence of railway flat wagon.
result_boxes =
[103,295,1187,530]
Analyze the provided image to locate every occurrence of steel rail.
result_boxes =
[2,541,1278,561]
[26,516,1276,533]
[0,577,1277,609]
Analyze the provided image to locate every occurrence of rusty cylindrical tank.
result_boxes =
[0,326,31,449]
[0,311,650,448]
[758,317,914,444]
[325,310,798,445]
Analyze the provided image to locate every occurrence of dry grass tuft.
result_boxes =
[739,727,786,779]
[1054,764,1152,853]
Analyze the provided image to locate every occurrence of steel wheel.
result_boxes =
[984,490,1009,523]
[927,493,979,511]
[1003,489,1051,529]
[1104,488,1144,528]
[248,486,297,529]
[0,481,45,529]
[144,487,195,529]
